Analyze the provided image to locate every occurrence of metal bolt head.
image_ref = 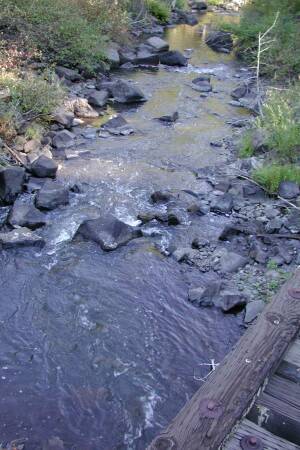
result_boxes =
[199,398,224,419]
[241,435,263,450]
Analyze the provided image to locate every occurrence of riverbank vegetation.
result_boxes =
[233,0,300,194]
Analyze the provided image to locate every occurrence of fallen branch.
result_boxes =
[235,171,300,212]
[3,142,28,168]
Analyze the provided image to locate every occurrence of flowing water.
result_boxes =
[0,12,249,450]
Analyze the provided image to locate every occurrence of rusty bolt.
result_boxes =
[241,435,263,450]
[199,399,224,419]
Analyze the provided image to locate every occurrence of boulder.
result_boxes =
[55,66,81,82]
[244,300,265,324]
[75,215,142,250]
[188,281,222,307]
[191,1,207,10]
[231,83,248,100]
[30,155,58,178]
[9,201,47,229]
[88,89,110,108]
[159,51,188,67]
[110,80,146,104]
[219,250,248,273]
[52,130,75,149]
[36,181,69,210]
[0,227,45,249]
[177,12,198,26]
[157,111,179,123]
[23,139,41,154]
[134,51,160,66]
[53,109,75,128]
[146,37,169,52]
[216,291,247,312]
[103,46,120,68]
[249,242,269,264]
[73,98,99,118]
[192,76,212,92]
[0,167,25,204]
[151,190,174,203]
[206,31,233,53]
[278,181,300,199]
[101,114,134,136]
[167,206,187,225]
[210,194,233,214]
[172,247,198,262]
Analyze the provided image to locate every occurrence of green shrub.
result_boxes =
[257,84,300,161]
[147,0,170,22]
[0,0,130,73]
[0,70,64,142]
[239,131,255,158]
[226,0,300,79]
[175,0,188,9]
[253,164,300,193]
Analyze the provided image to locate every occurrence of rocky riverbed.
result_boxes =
[0,7,299,450]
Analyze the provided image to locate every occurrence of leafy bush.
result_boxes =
[253,164,300,193]
[239,131,255,158]
[147,0,170,22]
[0,70,65,142]
[0,0,129,73]
[226,0,300,79]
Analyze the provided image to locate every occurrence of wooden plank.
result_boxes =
[248,391,300,445]
[224,418,300,450]
[264,374,300,409]
[277,360,300,384]
[283,339,300,367]
[147,269,300,450]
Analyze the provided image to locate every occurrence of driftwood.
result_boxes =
[3,142,27,168]
[148,269,300,450]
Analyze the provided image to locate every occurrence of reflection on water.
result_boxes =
[0,11,247,450]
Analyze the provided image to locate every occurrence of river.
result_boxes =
[0,11,249,450]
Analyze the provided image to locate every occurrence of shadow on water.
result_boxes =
[0,11,247,450]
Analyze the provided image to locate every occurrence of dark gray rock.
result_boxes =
[0,227,45,249]
[30,155,58,178]
[216,291,247,312]
[206,31,233,53]
[52,130,75,149]
[75,215,141,251]
[167,206,186,225]
[211,194,233,214]
[188,280,222,307]
[192,76,212,92]
[177,11,198,25]
[159,51,188,67]
[172,247,197,262]
[251,129,269,154]
[134,51,160,66]
[278,181,300,199]
[103,47,120,68]
[265,218,284,234]
[55,66,81,82]
[151,191,174,203]
[191,0,207,10]
[88,89,109,107]
[219,250,248,273]
[101,114,134,136]
[244,300,265,323]
[53,109,75,128]
[9,201,46,229]
[231,84,248,100]
[157,111,179,123]
[0,167,25,204]
[249,242,269,264]
[110,80,146,104]
[36,181,69,210]
[285,211,300,233]
[146,36,169,52]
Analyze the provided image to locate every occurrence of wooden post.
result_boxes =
[148,269,300,450]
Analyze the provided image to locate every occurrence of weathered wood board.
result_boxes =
[148,270,300,450]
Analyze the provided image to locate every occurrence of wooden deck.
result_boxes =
[148,269,300,450]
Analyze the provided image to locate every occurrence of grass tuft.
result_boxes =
[253,164,300,193]
[146,0,171,22]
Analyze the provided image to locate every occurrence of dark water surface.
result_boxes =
[0,12,247,450]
